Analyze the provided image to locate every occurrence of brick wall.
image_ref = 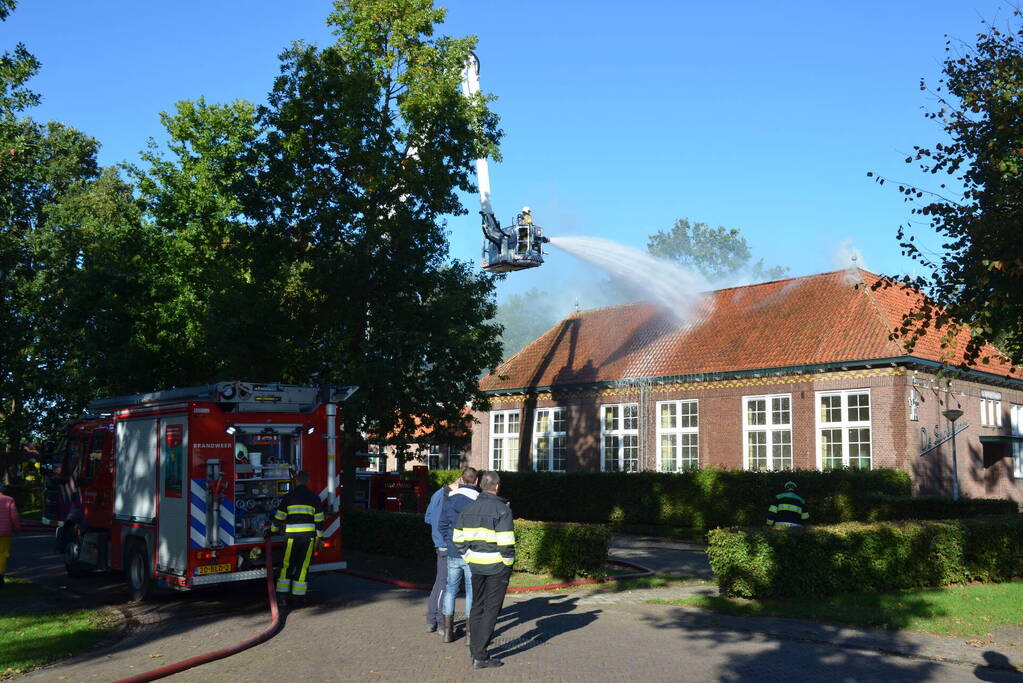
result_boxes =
[472,366,1023,505]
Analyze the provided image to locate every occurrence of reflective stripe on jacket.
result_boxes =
[453,490,514,575]
[767,491,809,527]
[272,485,326,537]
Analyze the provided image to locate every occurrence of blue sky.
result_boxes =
[5,0,1009,312]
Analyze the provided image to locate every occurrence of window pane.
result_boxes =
[848,393,870,422]
[493,413,504,434]
[772,430,792,470]
[492,439,503,470]
[604,435,620,471]
[680,401,698,429]
[660,403,677,429]
[536,410,550,434]
[553,408,566,433]
[680,432,699,471]
[623,435,638,472]
[748,431,767,470]
[624,404,638,430]
[660,434,676,472]
[748,399,766,426]
[604,406,619,431]
[771,396,791,426]
[508,412,520,432]
[535,438,549,471]
[820,395,842,423]
[848,428,871,469]
[821,428,843,469]
[552,436,566,471]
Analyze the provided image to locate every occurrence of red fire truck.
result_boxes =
[43,381,356,601]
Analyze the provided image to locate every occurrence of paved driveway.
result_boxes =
[8,531,1023,682]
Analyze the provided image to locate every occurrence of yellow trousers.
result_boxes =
[0,535,11,574]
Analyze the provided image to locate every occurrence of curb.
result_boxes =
[339,559,655,593]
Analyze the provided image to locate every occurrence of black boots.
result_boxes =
[442,615,455,643]
[472,658,504,669]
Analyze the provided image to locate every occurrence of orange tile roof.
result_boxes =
[480,269,1018,392]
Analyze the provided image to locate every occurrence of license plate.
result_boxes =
[194,563,231,576]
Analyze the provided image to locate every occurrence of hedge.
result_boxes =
[428,469,912,527]
[859,495,1018,521]
[707,516,1023,599]
[4,482,42,512]
[344,510,610,580]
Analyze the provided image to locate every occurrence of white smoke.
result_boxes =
[833,239,868,271]
[548,236,713,325]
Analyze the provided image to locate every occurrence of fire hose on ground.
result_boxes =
[114,536,282,683]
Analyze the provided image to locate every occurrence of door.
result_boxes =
[157,416,188,575]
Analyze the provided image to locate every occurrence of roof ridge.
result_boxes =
[857,272,907,358]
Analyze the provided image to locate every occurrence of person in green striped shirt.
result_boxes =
[766,481,809,528]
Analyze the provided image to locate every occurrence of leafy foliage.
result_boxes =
[708,516,1023,599]
[871,12,1023,368]
[646,218,788,282]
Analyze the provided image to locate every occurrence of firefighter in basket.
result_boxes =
[266,470,325,608]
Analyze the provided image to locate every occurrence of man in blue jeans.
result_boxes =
[424,476,460,633]
[437,467,479,643]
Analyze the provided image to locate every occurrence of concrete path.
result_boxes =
[7,531,1023,682]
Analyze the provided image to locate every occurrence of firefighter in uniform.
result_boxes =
[766,480,809,528]
[268,470,324,606]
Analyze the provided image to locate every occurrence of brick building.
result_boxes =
[470,269,1023,504]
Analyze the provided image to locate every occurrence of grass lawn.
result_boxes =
[653,581,1023,638]
[0,579,120,678]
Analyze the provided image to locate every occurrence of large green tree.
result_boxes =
[647,218,788,282]
[251,0,503,487]
[872,13,1023,368]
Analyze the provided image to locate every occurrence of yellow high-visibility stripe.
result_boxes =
[767,505,778,513]
[495,531,515,546]
[287,504,317,515]
[313,512,325,522]
[777,504,802,514]
[274,510,287,520]
[285,523,317,533]
[457,527,499,543]
[465,549,505,564]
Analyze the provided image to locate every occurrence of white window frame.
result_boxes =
[489,410,520,472]
[815,389,872,470]
[600,403,639,472]
[426,444,443,470]
[981,398,1003,428]
[533,407,567,472]
[656,400,699,472]
[743,393,792,471]
[1011,403,1023,479]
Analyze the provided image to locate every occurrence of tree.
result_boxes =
[249,0,503,487]
[647,218,788,282]
[871,12,1023,368]
[494,288,559,361]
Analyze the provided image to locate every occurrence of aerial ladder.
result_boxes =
[462,54,550,273]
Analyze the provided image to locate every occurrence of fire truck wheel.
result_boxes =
[126,545,152,603]
[62,526,91,578]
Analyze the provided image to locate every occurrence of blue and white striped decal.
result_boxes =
[189,478,237,548]
[190,478,208,549]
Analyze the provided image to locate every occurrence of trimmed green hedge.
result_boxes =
[429,469,912,527]
[859,495,1018,521]
[345,510,610,580]
[708,516,1023,599]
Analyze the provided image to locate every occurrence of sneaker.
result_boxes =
[426,623,438,633]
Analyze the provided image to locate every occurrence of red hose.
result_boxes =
[114,537,282,683]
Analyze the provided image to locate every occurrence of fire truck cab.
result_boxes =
[44,381,355,601]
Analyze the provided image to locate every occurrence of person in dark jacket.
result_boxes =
[453,471,515,669]
[437,467,479,643]
[269,470,325,607]
[424,477,459,633]
[766,480,809,527]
